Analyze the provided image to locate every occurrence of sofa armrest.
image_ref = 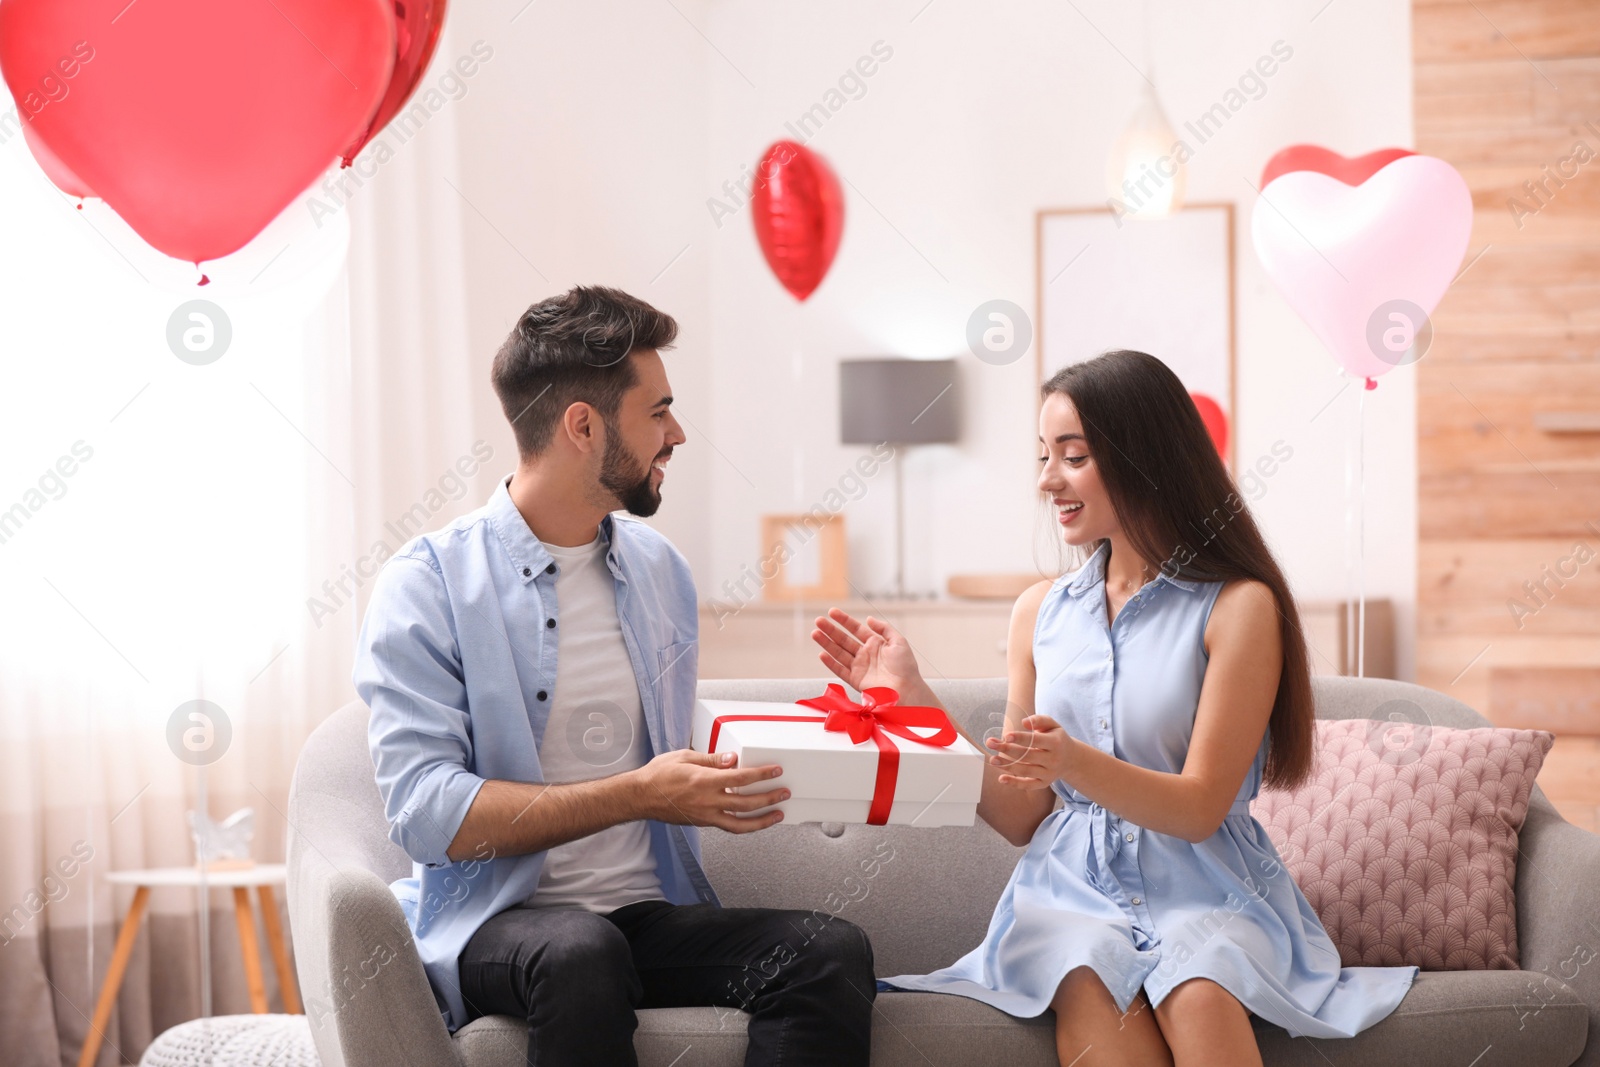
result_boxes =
[288,807,460,1067]
[1515,790,1600,1066]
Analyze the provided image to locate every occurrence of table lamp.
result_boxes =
[839,357,960,598]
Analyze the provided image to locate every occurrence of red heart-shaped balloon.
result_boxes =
[0,0,394,263]
[341,0,448,166]
[751,140,844,302]
[1190,392,1228,460]
[1260,145,1414,190]
[22,122,95,199]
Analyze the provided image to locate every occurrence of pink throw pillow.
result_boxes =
[1250,716,1554,970]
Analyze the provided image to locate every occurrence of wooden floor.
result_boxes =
[1539,735,1600,834]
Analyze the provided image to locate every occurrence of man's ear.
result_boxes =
[562,401,600,454]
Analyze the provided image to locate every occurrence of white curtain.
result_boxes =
[0,21,479,1060]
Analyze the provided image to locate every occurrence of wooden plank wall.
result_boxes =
[1414,0,1600,730]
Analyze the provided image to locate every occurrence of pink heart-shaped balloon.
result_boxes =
[1251,155,1472,383]
[0,0,394,263]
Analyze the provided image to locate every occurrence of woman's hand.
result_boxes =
[985,714,1082,791]
[811,608,928,700]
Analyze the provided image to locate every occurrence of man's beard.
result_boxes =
[599,423,663,517]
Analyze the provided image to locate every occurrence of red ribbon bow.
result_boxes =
[706,685,958,825]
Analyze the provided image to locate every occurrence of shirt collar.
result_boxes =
[1065,539,1199,597]
[487,472,619,584]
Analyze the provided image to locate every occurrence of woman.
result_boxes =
[811,351,1415,1066]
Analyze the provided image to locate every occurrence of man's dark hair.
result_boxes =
[491,285,678,457]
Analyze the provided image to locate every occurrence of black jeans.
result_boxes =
[458,899,876,1067]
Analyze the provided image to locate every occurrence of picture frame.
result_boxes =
[759,512,849,601]
[1035,202,1237,473]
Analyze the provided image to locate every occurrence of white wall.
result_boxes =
[700,0,1417,678]
[438,0,1416,679]
[442,0,717,577]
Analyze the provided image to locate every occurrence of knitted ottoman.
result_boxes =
[139,1014,318,1067]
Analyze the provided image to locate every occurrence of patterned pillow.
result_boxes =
[1250,713,1553,970]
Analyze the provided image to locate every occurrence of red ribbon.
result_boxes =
[706,685,958,825]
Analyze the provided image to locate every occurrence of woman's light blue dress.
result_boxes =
[879,541,1417,1038]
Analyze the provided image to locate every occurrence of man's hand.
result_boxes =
[446,749,789,862]
[630,749,790,833]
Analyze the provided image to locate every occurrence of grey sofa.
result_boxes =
[286,676,1599,1066]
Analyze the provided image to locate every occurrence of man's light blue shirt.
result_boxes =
[353,472,718,1031]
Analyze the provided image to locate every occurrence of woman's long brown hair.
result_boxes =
[1042,350,1314,790]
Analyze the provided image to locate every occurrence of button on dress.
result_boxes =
[878,542,1417,1038]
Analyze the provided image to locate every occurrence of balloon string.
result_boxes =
[85,684,94,1039]
[1342,377,1355,678]
[791,298,803,631]
[1357,381,1367,679]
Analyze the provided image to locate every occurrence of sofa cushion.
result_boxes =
[1252,970,1587,1067]
[450,971,1587,1067]
[450,995,1061,1067]
[1252,718,1553,970]
[452,1007,758,1067]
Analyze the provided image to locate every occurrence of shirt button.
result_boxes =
[1132,897,1142,906]
[546,618,556,628]
[1125,832,1135,842]
[1099,719,1108,730]
[522,567,531,577]
[545,563,556,575]
[536,690,548,701]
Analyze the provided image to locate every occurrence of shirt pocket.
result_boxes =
[655,639,698,751]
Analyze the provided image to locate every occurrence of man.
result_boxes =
[354,285,875,1066]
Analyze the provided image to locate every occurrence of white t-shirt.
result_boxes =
[524,532,665,913]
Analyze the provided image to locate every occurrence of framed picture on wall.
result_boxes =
[1034,202,1237,473]
[759,512,849,601]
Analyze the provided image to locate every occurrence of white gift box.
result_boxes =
[690,696,984,827]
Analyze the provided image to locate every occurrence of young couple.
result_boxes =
[355,285,1415,1067]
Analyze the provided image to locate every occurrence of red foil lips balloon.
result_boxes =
[1260,145,1415,190]
[341,0,448,166]
[0,0,394,263]
[751,140,844,301]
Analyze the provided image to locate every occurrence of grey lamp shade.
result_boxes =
[839,358,960,445]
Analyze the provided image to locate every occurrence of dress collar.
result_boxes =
[1065,539,1199,598]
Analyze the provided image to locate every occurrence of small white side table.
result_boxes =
[82,865,301,1067]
